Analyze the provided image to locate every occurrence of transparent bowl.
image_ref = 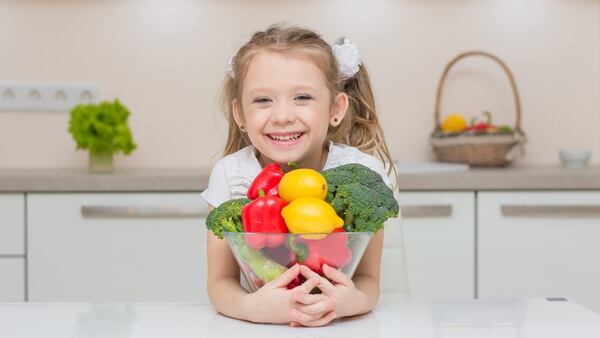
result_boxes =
[223,231,373,292]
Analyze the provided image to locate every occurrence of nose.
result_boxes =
[270,102,296,125]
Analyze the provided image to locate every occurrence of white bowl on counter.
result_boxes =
[559,149,591,168]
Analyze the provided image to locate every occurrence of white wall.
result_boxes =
[0,0,598,168]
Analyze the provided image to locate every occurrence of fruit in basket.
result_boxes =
[279,168,328,202]
[498,125,513,133]
[281,197,343,235]
[441,113,467,133]
[467,111,496,134]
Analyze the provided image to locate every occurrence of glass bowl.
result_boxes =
[223,231,373,292]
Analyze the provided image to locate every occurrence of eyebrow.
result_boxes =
[248,85,317,97]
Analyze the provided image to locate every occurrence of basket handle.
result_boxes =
[433,51,523,134]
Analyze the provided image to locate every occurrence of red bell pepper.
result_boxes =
[290,228,352,275]
[247,163,284,200]
[241,190,289,249]
[467,111,496,133]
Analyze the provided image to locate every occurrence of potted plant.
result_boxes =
[68,99,137,173]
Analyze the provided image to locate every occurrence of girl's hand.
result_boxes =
[289,282,337,327]
[244,264,322,324]
[293,264,369,325]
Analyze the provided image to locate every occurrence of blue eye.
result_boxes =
[294,95,312,101]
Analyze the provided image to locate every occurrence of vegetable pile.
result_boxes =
[206,162,399,288]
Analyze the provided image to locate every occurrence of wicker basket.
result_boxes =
[430,51,526,167]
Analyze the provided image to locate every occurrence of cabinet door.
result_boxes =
[478,191,600,314]
[399,192,475,300]
[0,194,25,255]
[381,196,409,296]
[0,258,25,301]
[28,193,209,302]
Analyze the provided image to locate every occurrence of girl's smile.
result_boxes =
[266,131,305,146]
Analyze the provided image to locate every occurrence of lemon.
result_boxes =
[279,168,327,202]
[441,113,467,133]
[281,197,344,236]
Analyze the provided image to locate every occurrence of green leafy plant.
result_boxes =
[68,100,136,155]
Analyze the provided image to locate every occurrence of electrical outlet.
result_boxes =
[0,81,100,112]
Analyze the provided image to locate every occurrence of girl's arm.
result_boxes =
[206,229,254,320]
[350,229,383,315]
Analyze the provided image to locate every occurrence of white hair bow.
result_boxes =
[332,38,362,78]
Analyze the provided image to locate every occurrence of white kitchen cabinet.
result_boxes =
[27,193,209,302]
[381,199,409,296]
[398,192,475,300]
[478,191,600,314]
[0,193,25,255]
[0,258,25,301]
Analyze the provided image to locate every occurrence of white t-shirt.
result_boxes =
[201,142,392,207]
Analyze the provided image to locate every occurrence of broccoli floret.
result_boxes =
[205,198,250,239]
[322,163,399,233]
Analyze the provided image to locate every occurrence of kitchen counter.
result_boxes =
[2,296,599,338]
[395,165,600,191]
[0,165,599,192]
[0,167,211,192]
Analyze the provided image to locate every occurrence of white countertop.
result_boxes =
[2,296,599,338]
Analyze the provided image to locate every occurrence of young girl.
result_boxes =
[201,24,397,327]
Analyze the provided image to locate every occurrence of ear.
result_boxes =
[330,92,349,127]
[232,99,245,129]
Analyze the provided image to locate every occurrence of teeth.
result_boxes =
[269,133,302,141]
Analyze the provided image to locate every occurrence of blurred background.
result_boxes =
[0,0,598,168]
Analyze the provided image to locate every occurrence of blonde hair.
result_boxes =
[220,24,395,176]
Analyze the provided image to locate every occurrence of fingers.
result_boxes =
[308,310,337,327]
[294,276,320,294]
[290,308,319,323]
[298,296,336,315]
[290,310,337,327]
[322,264,354,288]
[298,264,321,280]
[293,291,327,305]
[299,265,336,294]
[268,264,300,288]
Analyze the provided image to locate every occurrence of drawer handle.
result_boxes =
[501,205,600,218]
[81,205,209,218]
[401,205,453,218]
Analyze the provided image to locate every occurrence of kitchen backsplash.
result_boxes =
[0,0,598,168]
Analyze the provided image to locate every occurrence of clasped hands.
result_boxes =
[246,263,367,327]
